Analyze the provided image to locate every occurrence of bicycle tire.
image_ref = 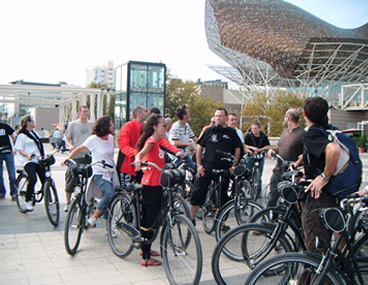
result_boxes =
[108,193,137,258]
[15,173,28,213]
[202,185,218,234]
[249,169,260,201]
[215,198,263,242]
[248,206,304,251]
[43,180,60,227]
[212,223,293,284]
[162,214,203,285]
[64,198,83,256]
[245,252,343,285]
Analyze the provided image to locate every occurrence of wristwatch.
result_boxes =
[320,173,330,181]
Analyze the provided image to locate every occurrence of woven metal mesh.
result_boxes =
[205,0,368,102]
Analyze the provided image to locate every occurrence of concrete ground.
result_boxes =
[0,143,367,284]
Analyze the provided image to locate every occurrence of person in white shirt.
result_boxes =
[15,115,45,211]
[62,115,116,232]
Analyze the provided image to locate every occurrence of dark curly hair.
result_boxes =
[92,115,112,137]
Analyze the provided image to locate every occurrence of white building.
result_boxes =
[85,61,114,88]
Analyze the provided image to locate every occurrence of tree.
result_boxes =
[241,90,306,136]
[165,77,223,136]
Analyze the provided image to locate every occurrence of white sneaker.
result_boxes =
[64,202,70,212]
[87,217,96,227]
[105,229,118,238]
[26,201,34,212]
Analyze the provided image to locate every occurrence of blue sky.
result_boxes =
[0,0,367,87]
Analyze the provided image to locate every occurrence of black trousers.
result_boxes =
[141,185,163,260]
[24,162,45,202]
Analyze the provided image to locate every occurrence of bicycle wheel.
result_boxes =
[246,252,343,285]
[43,180,60,227]
[202,186,217,234]
[162,214,203,285]
[15,173,28,213]
[64,198,83,256]
[249,169,260,201]
[108,193,137,258]
[211,222,293,284]
[173,192,191,219]
[215,198,263,242]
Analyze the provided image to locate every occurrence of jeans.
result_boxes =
[267,171,282,207]
[245,157,265,194]
[0,153,16,197]
[174,154,196,172]
[92,175,115,219]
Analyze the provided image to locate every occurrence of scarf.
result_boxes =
[19,129,45,157]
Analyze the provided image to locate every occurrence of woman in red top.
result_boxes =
[134,114,181,266]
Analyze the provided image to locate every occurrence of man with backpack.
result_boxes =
[302,96,362,254]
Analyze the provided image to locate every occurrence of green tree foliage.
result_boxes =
[241,90,306,136]
[165,77,223,136]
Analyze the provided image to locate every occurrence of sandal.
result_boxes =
[140,249,160,257]
[141,258,162,267]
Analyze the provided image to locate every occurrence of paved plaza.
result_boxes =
[1,143,368,284]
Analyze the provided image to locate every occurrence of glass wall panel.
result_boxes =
[129,93,147,112]
[130,64,147,92]
[147,93,164,112]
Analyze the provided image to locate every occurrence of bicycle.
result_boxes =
[63,159,113,256]
[245,151,265,201]
[211,174,311,284]
[15,150,60,227]
[107,161,203,285]
[214,151,263,242]
[245,194,368,284]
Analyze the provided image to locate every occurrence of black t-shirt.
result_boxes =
[198,125,242,169]
[303,123,331,179]
[0,123,14,154]
[244,131,270,148]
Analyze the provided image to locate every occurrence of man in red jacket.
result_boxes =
[117,105,182,184]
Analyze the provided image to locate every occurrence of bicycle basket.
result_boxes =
[278,181,299,204]
[320,208,346,233]
[160,169,185,188]
[71,164,93,178]
[39,155,56,167]
[233,164,251,180]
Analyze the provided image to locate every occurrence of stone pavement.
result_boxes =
[0,143,367,284]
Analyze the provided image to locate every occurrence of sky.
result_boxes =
[0,0,367,87]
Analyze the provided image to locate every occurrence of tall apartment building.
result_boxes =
[85,61,114,88]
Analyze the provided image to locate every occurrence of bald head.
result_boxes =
[286,108,299,122]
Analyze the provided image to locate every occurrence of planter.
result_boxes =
[358,147,365,153]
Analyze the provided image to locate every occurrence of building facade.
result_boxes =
[85,61,114,88]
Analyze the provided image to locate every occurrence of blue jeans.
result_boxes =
[0,153,16,197]
[92,175,115,219]
[174,154,195,172]
[245,157,265,194]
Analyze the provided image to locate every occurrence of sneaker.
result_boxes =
[221,225,230,233]
[105,229,118,238]
[192,219,196,227]
[26,201,34,212]
[11,196,16,201]
[0,194,4,199]
[87,217,96,227]
[64,202,70,212]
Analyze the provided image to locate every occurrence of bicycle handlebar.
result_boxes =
[216,149,236,162]
[131,161,163,172]
[65,159,113,169]
[341,194,368,212]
